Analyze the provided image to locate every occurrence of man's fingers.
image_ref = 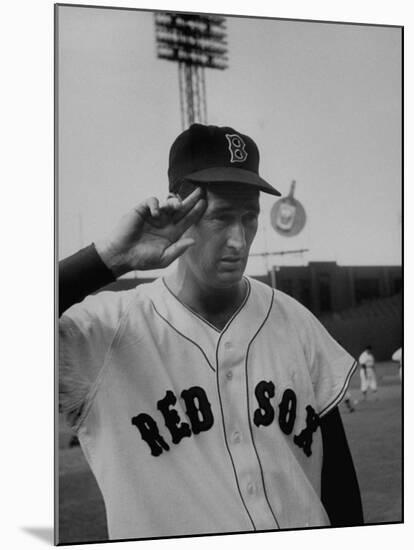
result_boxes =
[133,191,205,237]
[160,237,195,267]
[172,186,204,222]
[147,197,160,218]
[174,198,207,236]
[159,195,182,213]
[134,197,160,220]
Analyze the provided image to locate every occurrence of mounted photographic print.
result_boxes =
[56,3,403,545]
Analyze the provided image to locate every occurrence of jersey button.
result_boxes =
[226,370,233,380]
[247,482,256,495]
[232,431,241,444]
[224,341,233,350]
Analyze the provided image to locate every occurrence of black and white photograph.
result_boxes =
[56,3,402,546]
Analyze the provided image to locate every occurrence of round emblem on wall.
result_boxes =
[270,180,306,237]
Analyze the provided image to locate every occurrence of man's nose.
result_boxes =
[227,222,246,251]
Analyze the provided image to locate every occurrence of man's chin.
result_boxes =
[214,269,245,287]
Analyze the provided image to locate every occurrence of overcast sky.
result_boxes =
[57,5,402,276]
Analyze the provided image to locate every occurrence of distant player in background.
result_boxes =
[358,345,377,400]
[343,391,355,413]
[391,347,402,381]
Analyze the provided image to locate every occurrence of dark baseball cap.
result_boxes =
[168,123,281,196]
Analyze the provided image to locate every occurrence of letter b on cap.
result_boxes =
[226,134,248,163]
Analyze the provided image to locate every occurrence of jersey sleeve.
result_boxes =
[59,290,132,428]
[59,243,115,316]
[284,295,357,418]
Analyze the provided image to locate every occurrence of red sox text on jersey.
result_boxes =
[132,383,319,458]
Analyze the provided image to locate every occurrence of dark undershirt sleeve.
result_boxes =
[320,406,364,526]
[59,243,115,316]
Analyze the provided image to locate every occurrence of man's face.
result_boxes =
[182,183,260,289]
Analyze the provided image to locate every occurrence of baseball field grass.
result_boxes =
[57,361,402,544]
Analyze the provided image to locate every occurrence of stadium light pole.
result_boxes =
[154,12,229,129]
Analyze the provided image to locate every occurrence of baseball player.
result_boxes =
[343,391,355,413]
[59,124,363,541]
[358,345,377,399]
[391,347,402,381]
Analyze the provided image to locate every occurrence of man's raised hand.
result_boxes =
[95,188,206,277]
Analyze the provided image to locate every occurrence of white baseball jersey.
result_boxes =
[59,276,357,540]
[392,348,402,364]
[358,351,375,368]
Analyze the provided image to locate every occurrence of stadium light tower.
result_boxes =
[155,12,228,129]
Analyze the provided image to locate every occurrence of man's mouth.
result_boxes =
[220,256,244,264]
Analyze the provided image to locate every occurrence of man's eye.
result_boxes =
[214,215,231,222]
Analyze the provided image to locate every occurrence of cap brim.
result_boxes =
[184,167,281,197]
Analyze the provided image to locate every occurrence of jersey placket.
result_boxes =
[215,318,279,531]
